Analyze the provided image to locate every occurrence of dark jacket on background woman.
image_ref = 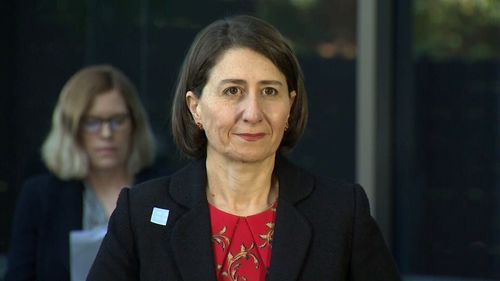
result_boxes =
[5,169,159,281]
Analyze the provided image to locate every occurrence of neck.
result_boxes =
[86,167,132,192]
[86,166,133,217]
[205,152,278,216]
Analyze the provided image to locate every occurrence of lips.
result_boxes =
[236,133,266,141]
[95,147,116,155]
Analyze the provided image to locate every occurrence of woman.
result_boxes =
[87,16,400,281]
[6,65,158,281]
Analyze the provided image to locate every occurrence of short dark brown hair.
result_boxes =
[171,15,308,159]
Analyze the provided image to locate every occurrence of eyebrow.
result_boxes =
[84,112,129,119]
[219,79,284,87]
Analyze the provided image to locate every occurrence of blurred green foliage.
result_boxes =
[415,0,500,60]
[256,0,357,58]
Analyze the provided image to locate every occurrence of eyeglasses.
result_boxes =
[81,113,131,134]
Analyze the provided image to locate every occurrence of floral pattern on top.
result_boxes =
[209,201,277,281]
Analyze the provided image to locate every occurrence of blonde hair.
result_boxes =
[42,64,156,180]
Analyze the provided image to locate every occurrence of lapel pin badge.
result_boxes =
[150,207,170,226]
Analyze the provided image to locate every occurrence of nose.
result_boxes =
[99,122,113,138]
[242,92,263,124]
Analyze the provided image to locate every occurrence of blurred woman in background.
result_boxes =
[6,64,158,281]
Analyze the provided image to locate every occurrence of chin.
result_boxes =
[228,151,276,163]
[91,159,125,171]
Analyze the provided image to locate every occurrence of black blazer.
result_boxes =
[5,169,160,281]
[87,157,400,281]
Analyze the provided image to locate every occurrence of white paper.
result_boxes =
[69,226,107,281]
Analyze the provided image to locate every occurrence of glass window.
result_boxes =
[395,0,500,279]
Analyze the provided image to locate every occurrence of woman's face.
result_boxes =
[80,89,132,173]
[187,47,295,163]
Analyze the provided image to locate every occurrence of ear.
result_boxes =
[186,91,201,122]
[289,90,297,105]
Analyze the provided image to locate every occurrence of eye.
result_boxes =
[262,87,278,96]
[223,86,242,96]
[81,117,101,132]
[83,118,100,127]
[110,114,129,125]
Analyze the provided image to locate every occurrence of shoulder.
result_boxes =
[21,173,59,187]
[314,174,362,197]
[287,162,367,214]
[313,175,368,209]
[12,174,82,227]
[14,174,83,214]
[278,156,362,203]
[125,174,183,215]
[114,174,188,234]
[310,174,357,200]
[134,166,170,184]
[129,176,172,200]
[129,159,205,206]
[18,173,78,197]
[121,161,206,219]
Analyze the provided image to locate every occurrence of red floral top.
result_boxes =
[209,201,277,281]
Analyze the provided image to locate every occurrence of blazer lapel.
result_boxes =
[170,200,217,281]
[169,160,217,281]
[267,199,312,281]
[267,156,315,281]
